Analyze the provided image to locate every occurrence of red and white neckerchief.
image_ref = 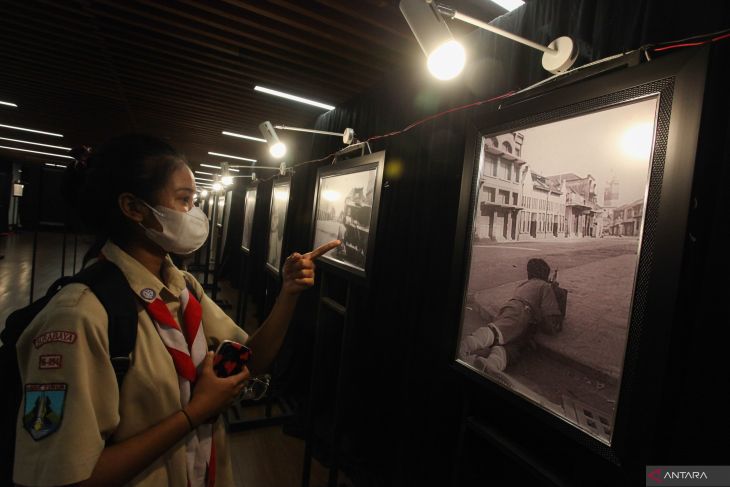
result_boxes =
[143,288,216,487]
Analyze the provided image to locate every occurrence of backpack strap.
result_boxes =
[72,261,138,390]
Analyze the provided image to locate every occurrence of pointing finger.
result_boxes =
[306,240,341,260]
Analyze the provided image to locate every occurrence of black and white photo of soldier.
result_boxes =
[457,97,658,443]
[314,168,377,271]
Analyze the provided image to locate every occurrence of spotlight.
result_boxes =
[399,0,577,78]
[221,175,234,186]
[259,121,287,159]
[399,0,464,80]
[212,182,223,192]
[200,189,209,198]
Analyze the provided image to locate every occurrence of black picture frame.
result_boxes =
[310,150,385,281]
[265,176,291,277]
[241,184,258,254]
[448,47,710,464]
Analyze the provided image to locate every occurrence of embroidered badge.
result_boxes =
[140,288,156,300]
[39,354,63,370]
[22,383,67,440]
[32,331,77,349]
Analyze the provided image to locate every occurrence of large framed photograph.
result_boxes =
[241,185,257,253]
[450,48,709,458]
[311,151,385,280]
[265,178,291,276]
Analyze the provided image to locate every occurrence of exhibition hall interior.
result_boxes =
[1,1,729,486]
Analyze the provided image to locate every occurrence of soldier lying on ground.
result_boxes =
[459,258,564,374]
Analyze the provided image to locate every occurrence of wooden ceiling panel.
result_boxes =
[0,0,501,169]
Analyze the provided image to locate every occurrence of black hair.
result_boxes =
[526,258,551,281]
[62,134,186,261]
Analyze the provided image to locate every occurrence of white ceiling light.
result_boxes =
[198,163,239,173]
[0,145,74,159]
[212,182,223,191]
[0,136,70,150]
[399,0,577,77]
[259,121,287,159]
[254,85,335,111]
[221,175,234,186]
[44,163,66,168]
[195,176,215,182]
[195,170,215,176]
[0,123,63,137]
[208,151,257,162]
[200,189,209,197]
[491,0,525,12]
[1,100,18,108]
[222,131,266,143]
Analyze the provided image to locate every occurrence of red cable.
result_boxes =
[653,31,730,52]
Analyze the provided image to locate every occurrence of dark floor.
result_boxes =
[1,231,342,487]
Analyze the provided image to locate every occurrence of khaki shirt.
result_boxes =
[14,241,248,486]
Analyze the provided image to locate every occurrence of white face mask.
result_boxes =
[140,202,210,255]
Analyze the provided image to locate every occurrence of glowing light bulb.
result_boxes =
[212,182,222,191]
[222,175,234,186]
[621,123,654,160]
[200,190,209,197]
[427,40,466,80]
[270,142,287,158]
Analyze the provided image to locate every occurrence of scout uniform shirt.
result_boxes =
[14,241,248,486]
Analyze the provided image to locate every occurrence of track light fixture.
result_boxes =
[399,0,577,79]
[259,121,287,159]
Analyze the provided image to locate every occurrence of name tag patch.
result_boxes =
[39,354,63,370]
[23,383,67,441]
[32,331,77,349]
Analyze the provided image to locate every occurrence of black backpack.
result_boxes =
[0,260,138,486]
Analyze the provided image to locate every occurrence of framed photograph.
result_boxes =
[265,178,291,276]
[241,186,257,253]
[450,47,709,459]
[311,151,385,280]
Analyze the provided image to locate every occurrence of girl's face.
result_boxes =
[156,164,197,212]
[137,164,197,232]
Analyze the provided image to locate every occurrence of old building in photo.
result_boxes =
[607,199,644,236]
[548,173,602,238]
[519,168,566,240]
[475,133,527,241]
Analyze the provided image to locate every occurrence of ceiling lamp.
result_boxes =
[254,85,335,111]
[259,121,287,159]
[399,0,577,79]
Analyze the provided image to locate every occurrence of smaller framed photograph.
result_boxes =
[311,150,385,280]
[265,178,291,276]
[12,183,24,197]
[241,185,257,253]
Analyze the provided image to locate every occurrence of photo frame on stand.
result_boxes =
[241,185,258,254]
[265,177,291,276]
[311,151,385,281]
[449,48,710,462]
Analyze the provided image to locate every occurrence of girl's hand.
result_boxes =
[185,352,250,426]
[281,240,340,296]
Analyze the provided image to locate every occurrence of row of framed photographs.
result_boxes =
[241,151,385,281]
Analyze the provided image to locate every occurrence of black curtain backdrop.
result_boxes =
[308,1,729,485]
[226,1,730,485]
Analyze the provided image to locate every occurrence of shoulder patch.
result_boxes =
[23,383,67,441]
[39,354,63,369]
[33,330,77,349]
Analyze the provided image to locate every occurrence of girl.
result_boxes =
[13,134,338,487]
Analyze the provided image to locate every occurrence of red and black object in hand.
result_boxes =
[212,340,252,378]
